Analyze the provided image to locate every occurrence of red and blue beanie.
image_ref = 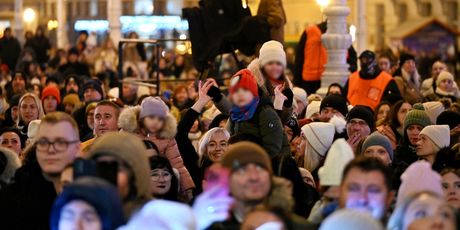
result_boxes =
[229,69,258,97]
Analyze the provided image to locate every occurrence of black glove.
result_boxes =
[207,86,222,102]
[282,88,294,108]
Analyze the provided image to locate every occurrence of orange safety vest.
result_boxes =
[302,25,327,81]
[347,71,393,110]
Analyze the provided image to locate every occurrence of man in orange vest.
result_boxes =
[294,21,357,94]
[343,50,402,110]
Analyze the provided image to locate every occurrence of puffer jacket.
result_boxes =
[227,97,290,157]
[118,106,195,193]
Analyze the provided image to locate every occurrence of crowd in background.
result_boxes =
[0,24,460,230]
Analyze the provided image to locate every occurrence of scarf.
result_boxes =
[230,97,260,122]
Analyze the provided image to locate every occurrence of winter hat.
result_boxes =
[50,177,125,230]
[403,103,432,131]
[293,87,308,107]
[423,101,445,124]
[139,96,169,119]
[305,100,321,119]
[62,93,81,106]
[118,200,196,230]
[399,53,415,66]
[221,141,272,174]
[319,209,383,230]
[83,79,104,99]
[318,139,355,186]
[41,85,61,104]
[436,71,454,86]
[285,116,300,138]
[436,111,460,130]
[301,122,335,157]
[258,40,287,68]
[88,132,151,200]
[27,119,41,140]
[396,161,443,205]
[229,69,259,97]
[346,105,376,131]
[419,125,450,149]
[320,94,348,117]
[361,132,393,160]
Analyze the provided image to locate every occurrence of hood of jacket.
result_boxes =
[265,176,295,212]
[0,147,21,185]
[118,106,178,139]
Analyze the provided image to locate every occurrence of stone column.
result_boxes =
[356,0,367,54]
[56,0,68,49]
[14,0,24,44]
[108,0,122,45]
[316,0,352,95]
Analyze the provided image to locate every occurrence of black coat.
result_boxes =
[0,161,57,230]
[176,108,203,194]
[0,37,21,70]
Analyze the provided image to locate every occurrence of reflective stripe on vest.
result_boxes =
[347,71,393,110]
[302,25,327,81]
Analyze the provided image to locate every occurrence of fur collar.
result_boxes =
[118,106,178,139]
[0,147,21,185]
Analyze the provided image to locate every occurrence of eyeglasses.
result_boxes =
[150,171,172,181]
[36,139,79,152]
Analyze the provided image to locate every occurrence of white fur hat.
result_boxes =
[259,40,286,68]
[305,101,321,119]
[318,139,355,186]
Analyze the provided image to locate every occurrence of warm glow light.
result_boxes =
[349,25,356,42]
[316,0,330,8]
[179,34,187,40]
[47,20,58,30]
[241,0,248,9]
[176,44,187,54]
[23,8,36,23]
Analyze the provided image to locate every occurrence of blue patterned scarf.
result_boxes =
[230,97,260,122]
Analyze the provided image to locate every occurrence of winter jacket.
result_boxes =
[393,69,423,104]
[394,144,418,167]
[256,0,286,43]
[0,160,57,230]
[118,106,195,193]
[227,97,290,157]
[0,36,21,70]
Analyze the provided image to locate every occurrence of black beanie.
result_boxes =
[436,111,460,130]
[320,94,348,117]
[346,105,376,131]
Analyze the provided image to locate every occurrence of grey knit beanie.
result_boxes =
[139,96,168,119]
[361,132,393,160]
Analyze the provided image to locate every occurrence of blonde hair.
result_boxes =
[198,127,230,167]
[16,93,45,126]
[40,112,80,139]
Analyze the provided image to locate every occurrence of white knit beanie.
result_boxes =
[305,101,321,119]
[419,125,450,149]
[320,209,383,230]
[436,71,454,86]
[259,40,287,68]
[293,87,308,107]
[301,122,335,156]
[423,101,445,124]
[318,139,355,186]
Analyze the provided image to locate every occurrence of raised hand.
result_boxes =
[273,84,287,110]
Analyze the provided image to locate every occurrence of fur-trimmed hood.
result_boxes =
[266,176,295,212]
[247,58,293,93]
[0,147,21,185]
[118,106,178,139]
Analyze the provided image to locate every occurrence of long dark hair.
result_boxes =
[148,156,179,201]
[389,100,410,128]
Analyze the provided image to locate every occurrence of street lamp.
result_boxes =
[23,8,36,23]
[316,0,330,12]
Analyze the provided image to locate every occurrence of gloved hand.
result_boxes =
[282,88,293,108]
[192,186,234,230]
[207,85,223,102]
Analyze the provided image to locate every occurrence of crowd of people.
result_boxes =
[0,25,460,230]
